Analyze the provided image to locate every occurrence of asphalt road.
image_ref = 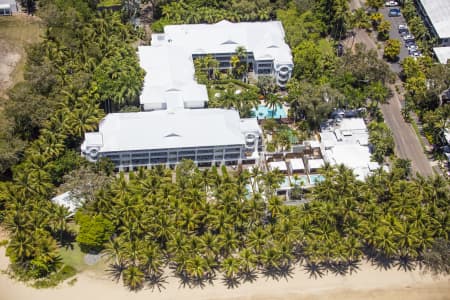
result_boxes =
[348,0,434,176]
[381,83,434,176]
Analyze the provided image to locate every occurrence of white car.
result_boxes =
[398,24,408,31]
[403,34,415,41]
[385,1,399,6]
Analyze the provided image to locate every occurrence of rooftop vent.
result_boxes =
[164,133,180,138]
[221,40,237,45]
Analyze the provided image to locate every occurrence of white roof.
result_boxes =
[419,0,450,39]
[323,144,373,180]
[240,118,263,135]
[308,140,321,148]
[289,159,305,170]
[308,158,325,170]
[338,118,367,132]
[153,20,293,66]
[433,47,450,64]
[51,192,78,214]
[268,161,288,172]
[0,4,11,9]
[138,45,208,107]
[83,109,258,152]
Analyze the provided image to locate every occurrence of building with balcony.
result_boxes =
[151,20,293,88]
[81,108,262,170]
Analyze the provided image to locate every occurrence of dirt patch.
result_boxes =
[0,15,42,99]
[0,52,21,94]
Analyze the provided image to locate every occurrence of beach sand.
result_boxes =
[0,246,448,300]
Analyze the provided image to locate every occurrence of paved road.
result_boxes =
[381,83,434,176]
[348,1,434,176]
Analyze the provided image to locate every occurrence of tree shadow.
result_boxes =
[261,264,294,281]
[221,275,241,289]
[325,261,349,276]
[106,263,125,283]
[240,269,258,283]
[303,261,325,279]
[56,230,76,249]
[145,273,168,292]
[395,255,416,272]
[370,253,395,271]
[176,272,215,289]
[346,259,361,275]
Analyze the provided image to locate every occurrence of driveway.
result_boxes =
[379,6,410,73]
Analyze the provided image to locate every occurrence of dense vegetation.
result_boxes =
[78,161,448,290]
[0,0,448,291]
[0,0,143,282]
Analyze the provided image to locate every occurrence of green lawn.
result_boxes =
[58,243,108,274]
[0,15,42,97]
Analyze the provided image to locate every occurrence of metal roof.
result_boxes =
[82,109,259,153]
[419,0,450,39]
[433,46,450,64]
[153,20,293,66]
[138,45,208,107]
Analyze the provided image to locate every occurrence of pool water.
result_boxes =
[252,104,287,119]
[309,174,325,184]
[290,175,309,186]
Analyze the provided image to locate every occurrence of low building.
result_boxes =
[81,108,262,170]
[320,118,381,180]
[151,20,293,87]
[0,4,11,15]
[416,0,450,46]
[138,45,208,111]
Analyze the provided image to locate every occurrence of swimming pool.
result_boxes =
[290,175,309,186]
[309,174,325,184]
[252,104,287,119]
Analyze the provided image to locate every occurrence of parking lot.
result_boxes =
[379,5,410,73]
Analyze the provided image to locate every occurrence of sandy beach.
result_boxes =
[0,246,448,300]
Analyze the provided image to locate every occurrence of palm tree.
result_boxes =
[230,55,240,78]
[238,248,258,274]
[122,265,144,290]
[221,257,241,279]
[186,255,209,280]
[265,93,282,118]
[50,205,71,244]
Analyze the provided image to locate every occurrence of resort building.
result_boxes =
[81,108,262,170]
[151,20,293,88]
[320,118,381,180]
[138,45,208,111]
[416,0,450,46]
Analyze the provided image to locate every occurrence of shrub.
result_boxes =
[75,213,114,253]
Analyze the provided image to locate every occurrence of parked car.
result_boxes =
[403,34,415,42]
[405,40,415,48]
[398,24,409,35]
[400,29,410,36]
[412,51,422,58]
[389,8,401,17]
[385,1,399,6]
[408,44,419,52]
